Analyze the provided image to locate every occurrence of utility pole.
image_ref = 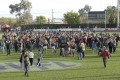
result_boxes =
[52,9,54,24]
[117,0,120,28]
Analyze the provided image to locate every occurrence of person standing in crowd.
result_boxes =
[20,49,26,68]
[36,35,40,49]
[108,40,113,55]
[51,37,56,54]
[59,35,67,56]
[100,46,110,68]
[14,38,18,53]
[70,39,76,57]
[92,40,96,54]
[83,35,87,49]
[42,37,48,54]
[29,50,34,66]
[113,39,116,53]
[81,41,85,58]
[25,37,30,51]
[30,37,35,51]
[36,48,42,66]
[2,33,7,41]
[18,38,23,54]
[6,39,11,55]
[1,40,5,54]
[77,43,83,60]
[96,40,101,54]
[115,34,119,47]
[24,54,29,77]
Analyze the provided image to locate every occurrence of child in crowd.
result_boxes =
[100,46,110,68]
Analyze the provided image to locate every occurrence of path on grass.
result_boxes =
[0,61,81,72]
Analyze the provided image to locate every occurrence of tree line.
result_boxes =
[0,0,118,25]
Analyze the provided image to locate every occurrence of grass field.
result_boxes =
[0,33,120,80]
[0,46,120,80]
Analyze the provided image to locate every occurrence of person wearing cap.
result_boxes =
[100,46,110,68]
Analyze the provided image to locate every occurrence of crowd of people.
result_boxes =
[0,30,120,76]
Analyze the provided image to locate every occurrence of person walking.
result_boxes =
[51,37,56,54]
[100,46,110,68]
[36,48,42,66]
[24,55,29,77]
[20,49,26,68]
[77,43,83,60]
[29,51,34,66]
[81,41,85,58]
[113,39,116,53]
[18,38,23,54]
[1,40,5,54]
[92,40,96,54]
[14,38,18,53]
[6,39,11,55]
[108,41,113,56]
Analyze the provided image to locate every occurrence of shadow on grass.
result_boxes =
[37,66,104,73]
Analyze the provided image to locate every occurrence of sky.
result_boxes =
[0,0,117,19]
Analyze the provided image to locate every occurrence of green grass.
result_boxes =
[0,46,120,80]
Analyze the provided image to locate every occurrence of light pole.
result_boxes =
[52,9,54,24]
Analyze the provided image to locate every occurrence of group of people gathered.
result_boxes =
[0,30,120,76]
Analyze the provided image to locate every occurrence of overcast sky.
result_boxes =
[0,0,117,19]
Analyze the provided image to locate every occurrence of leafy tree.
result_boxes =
[78,4,91,23]
[9,0,33,24]
[36,16,47,24]
[0,17,17,25]
[84,4,91,12]
[47,18,50,24]
[105,6,117,24]
[64,11,80,24]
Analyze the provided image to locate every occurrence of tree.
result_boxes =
[105,6,117,24]
[84,5,92,12]
[18,11,33,24]
[64,11,80,24]
[36,16,47,24]
[9,0,33,25]
[47,18,50,24]
[78,4,91,23]
[0,17,17,25]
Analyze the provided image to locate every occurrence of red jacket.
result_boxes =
[100,50,109,59]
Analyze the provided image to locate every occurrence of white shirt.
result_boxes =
[29,52,34,58]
